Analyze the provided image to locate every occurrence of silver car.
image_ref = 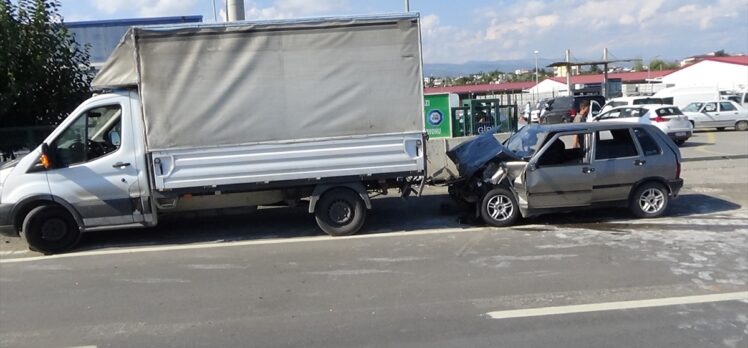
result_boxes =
[447,123,684,227]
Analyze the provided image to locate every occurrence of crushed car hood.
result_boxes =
[446,131,521,179]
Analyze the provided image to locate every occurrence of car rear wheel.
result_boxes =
[21,205,81,254]
[735,120,748,131]
[674,139,686,146]
[314,188,366,236]
[480,188,519,227]
[629,182,669,218]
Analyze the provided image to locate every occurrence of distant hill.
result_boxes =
[423,59,557,77]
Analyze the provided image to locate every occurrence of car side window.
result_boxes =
[719,102,737,111]
[536,133,589,167]
[704,103,717,112]
[633,128,661,156]
[595,129,639,160]
[51,105,123,167]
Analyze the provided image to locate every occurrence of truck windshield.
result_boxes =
[504,125,548,159]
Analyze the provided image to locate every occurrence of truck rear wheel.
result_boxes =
[314,188,366,236]
[21,206,81,254]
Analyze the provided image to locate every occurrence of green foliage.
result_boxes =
[649,58,679,71]
[0,0,92,130]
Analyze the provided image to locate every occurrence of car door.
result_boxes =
[590,128,643,203]
[718,102,740,127]
[525,132,594,208]
[46,95,141,227]
[699,102,720,127]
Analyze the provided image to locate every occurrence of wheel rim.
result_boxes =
[40,218,68,242]
[737,121,748,131]
[639,188,665,214]
[328,200,353,225]
[486,195,514,221]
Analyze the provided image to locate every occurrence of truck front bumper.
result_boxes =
[0,203,17,237]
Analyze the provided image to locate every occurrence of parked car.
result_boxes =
[539,95,605,124]
[681,100,748,131]
[600,96,668,113]
[590,105,693,145]
[447,123,683,227]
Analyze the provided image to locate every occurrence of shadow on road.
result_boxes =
[72,193,742,253]
[679,141,713,148]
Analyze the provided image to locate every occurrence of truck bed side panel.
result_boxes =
[151,133,424,190]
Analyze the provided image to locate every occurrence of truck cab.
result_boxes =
[0,90,153,253]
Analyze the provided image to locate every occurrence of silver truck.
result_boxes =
[0,14,426,253]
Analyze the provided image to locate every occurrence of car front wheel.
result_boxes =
[480,188,519,227]
[630,182,669,218]
[735,120,748,131]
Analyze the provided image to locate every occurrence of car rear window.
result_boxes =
[633,128,661,156]
[656,107,683,116]
[720,102,737,111]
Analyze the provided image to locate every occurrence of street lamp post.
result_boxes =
[534,50,539,102]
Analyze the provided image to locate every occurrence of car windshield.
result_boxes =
[682,103,703,112]
[504,125,548,159]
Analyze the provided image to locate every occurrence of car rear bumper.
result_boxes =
[667,130,692,140]
[0,203,17,237]
[668,178,684,197]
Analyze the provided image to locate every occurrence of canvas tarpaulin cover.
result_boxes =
[91,14,424,151]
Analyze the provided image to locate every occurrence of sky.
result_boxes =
[57,0,748,65]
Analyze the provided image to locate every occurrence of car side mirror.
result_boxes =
[39,143,53,170]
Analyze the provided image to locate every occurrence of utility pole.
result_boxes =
[565,49,572,96]
[404,0,410,12]
[602,48,609,99]
[227,0,245,21]
[211,0,218,22]
[534,50,539,102]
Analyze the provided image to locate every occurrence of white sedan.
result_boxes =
[589,105,693,145]
[681,101,748,131]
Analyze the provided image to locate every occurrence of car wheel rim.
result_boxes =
[328,200,353,225]
[41,218,68,242]
[639,188,665,213]
[487,195,513,221]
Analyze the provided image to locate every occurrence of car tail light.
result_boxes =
[676,161,681,179]
[568,108,577,117]
[650,116,668,122]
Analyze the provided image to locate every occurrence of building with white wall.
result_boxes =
[660,56,748,91]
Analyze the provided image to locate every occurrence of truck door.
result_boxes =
[525,132,594,208]
[46,95,141,227]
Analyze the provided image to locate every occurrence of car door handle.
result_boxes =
[582,167,595,174]
[112,162,131,168]
[634,160,646,166]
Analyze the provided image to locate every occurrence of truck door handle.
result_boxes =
[113,162,131,168]
[634,160,646,166]
[582,167,595,174]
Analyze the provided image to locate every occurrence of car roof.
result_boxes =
[605,104,677,111]
[528,122,655,132]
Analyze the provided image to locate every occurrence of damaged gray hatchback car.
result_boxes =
[447,123,684,227]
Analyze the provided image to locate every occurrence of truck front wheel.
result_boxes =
[21,206,81,254]
[314,188,366,236]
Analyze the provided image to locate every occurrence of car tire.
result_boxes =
[675,139,686,146]
[716,127,725,131]
[480,187,519,227]
[20,205,81,254]
[629,182,669,219]
[735,120,748,131]
[314,188,366,236]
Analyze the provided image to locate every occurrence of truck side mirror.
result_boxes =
[39,143,53,170]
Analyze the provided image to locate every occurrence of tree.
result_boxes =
[0,0,92,130]
[649,58,679,71]
[633,59,644,72]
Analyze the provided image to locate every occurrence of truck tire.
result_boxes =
[314,188,366,236]
[629,182,669,218]
[21,205,81,254]
[480,187,519,227]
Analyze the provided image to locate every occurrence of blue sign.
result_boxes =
[427,109,444,126]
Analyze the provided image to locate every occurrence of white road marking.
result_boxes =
[485,291,748,320]
[0,226,485,264]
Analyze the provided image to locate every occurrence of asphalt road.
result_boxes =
[1,130,747,347]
